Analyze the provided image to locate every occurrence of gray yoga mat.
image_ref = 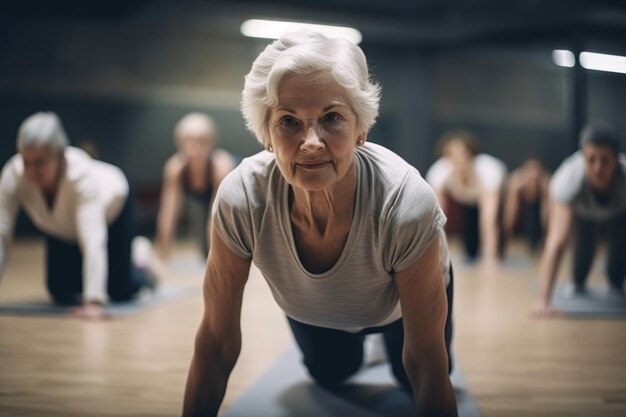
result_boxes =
[552,284,626,318]
[222,346,480,417]
[0,283,198,317]
[500,255,534,270]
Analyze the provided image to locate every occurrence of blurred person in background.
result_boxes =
[502,157,551,253]
[426,130,507,264]
[534,122,626,317]
[0,112,157,320]
[155,112,237,262]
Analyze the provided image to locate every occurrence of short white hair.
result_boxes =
[174,112,218,147]
[241,29,381,146]
[16,112,69,153]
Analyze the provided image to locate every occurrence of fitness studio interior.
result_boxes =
[1,1,626,416]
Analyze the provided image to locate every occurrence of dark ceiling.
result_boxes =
[2,0,626,49]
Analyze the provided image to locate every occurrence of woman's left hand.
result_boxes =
[70,301,109,321]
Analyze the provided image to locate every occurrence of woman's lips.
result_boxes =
[297,161,331,169]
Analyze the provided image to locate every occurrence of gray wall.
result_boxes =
[2,13,626,234]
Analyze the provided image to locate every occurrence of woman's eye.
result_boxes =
[280,116,299,127]
[323,113,340,123]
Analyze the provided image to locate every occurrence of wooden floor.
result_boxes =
[0,237,625,417]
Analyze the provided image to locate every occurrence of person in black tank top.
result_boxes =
[181,156,215,207]
[156,112,237,261]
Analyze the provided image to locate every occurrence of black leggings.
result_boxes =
[460,204,480,260]
[287,266,454,393]
[521,199,543,251]
[45,195,148,305]
[573,211,626,290]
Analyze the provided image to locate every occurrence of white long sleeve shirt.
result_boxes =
[0,147,128,302]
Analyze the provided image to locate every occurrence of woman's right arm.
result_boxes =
[156,157,183,262]
[533,201,572,317]
[540,171,552,230]
[182,224,251,417]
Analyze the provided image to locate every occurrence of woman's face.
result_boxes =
[180,134,213,163]
[21,145,63,191]
[446,139,474,172]
[267,72,365,192]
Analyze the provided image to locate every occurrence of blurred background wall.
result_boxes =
[2,0,625,235]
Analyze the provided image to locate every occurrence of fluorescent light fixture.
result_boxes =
[241,19,362,44]
[552,49,575,67]
[580,51,626,75]
[552,49,626,74]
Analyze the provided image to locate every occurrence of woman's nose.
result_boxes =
[300,126,325,152]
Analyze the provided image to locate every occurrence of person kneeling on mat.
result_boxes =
[0,112,158,320]
[182,30,457,417]
[533,122,626,317]
[425,130,507,264]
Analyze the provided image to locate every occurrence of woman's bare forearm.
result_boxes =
[182,331,240,417]
[404,353,458,417]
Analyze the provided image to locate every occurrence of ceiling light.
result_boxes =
[552,49,575,68]
[580,51,626,75]
[240,19,362,44]
[552,49,626,75]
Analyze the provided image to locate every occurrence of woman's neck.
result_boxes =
[290,164,357,236]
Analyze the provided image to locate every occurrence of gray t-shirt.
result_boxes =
[213,142,449,332]
[551,151,626,221]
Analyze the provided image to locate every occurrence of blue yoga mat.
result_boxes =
[0,283,198,317]
[222,346,480,417]
[552,284,626,318]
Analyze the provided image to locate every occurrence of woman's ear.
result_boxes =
[356,132,367,146]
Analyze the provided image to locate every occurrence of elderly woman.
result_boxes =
[426,131,507,263]
[0,112,156,319]
[183,30,457,417]
[155,112,236,261]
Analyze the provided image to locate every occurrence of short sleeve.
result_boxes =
[550,152,584,204]
[475,154,507,190]
[211,167,254,259]
[381,169,447,272]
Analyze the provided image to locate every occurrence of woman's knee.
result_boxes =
[303,354,362,389]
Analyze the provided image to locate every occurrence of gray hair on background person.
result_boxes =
[241,29,381,147]
[174,112,218,147]
[16,112,69,153]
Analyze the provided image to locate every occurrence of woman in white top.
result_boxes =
[426,130,507,262]
[0,112,155,319]
[182,30,457,417]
